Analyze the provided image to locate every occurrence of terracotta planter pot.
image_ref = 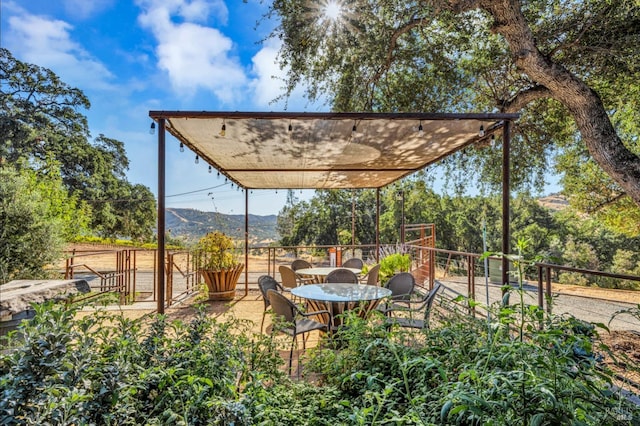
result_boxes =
[200,264,244,301]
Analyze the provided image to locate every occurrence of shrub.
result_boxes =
[379,252,411,284]
[0,302,344,425]
[304,304,639,425]
[0,166,65,284]
[1,296,638,424]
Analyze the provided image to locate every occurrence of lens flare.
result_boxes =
[323,0,342,20]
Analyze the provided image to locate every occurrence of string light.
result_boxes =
[352,122,357,133]
[195,155,199,164]
[208,165,212,173]
[288,122,293,132]
[418,121,424,136]
[220,121,226,137]
[149,122,155,135]
[179,142,184,152]
[478,125,485,137]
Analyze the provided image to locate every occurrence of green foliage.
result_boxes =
[304,303,639,425]
[378,252,411,284]
[0,302,347,425]
[278,189,377,247]
[195,232,241,270]
[0,48,156,241]
[26,159,92,241]
[0,166,65,284]
[1,295,638,424]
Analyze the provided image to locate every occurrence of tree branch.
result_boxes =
[585,192,627,213]
[501,85,551,113]
[370,18,426,86]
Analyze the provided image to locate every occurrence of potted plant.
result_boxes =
[195,232,244,301]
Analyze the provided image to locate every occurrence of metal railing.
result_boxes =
[535,262,640,312]
[62,235,640,322]
[64,249,136,304]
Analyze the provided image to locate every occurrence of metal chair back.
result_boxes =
[267,289,297,324]
[342,258,364,270]
[325,268,359,283]
[291,259,312,271]
[385,272,415,301]
[258,275,282,309]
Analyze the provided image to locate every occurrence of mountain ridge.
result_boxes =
[166,208,279,245]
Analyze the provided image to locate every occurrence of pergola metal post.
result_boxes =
[244,189,249,296]
[376,188,380,262]
[157,118,166,314]
[397,190,405,245]
[501,120,511,287]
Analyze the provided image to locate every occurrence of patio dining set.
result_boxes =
[258,258,442,374]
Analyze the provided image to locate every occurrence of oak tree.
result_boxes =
[267,0,640,234]
[0,48,156,240]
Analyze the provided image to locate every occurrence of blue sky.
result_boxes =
[1,0,323,215]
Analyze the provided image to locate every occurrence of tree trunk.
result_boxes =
[481,0,640,206]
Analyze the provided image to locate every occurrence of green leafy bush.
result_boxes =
[1,295,638,425]
[379,252,411,284]
[0,302,345,425]
[304,299,640,425]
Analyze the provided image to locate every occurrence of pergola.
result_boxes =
[150,111,519,313]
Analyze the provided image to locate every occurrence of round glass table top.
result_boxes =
[290,283,391,303]
[295,267,361,276]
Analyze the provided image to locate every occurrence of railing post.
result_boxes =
[468,255,476,317]
[545,266,552,314]
[132,250,137,302]
[167,252,173,306]
[537,264,544,310]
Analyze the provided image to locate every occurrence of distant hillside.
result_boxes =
[537,193,569,212]
[166,208,278,245]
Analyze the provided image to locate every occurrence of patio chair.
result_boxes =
[258,275,284,333]
[291,259,313,271]
[342,257,364,270]
[377,272,416,315]
[359,264,380,286]
[325,268,359,284]
[385,282,442,330]
[267,289,331,375]
[280,264,314,288]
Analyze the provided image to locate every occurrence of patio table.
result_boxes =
[295,267,362,284]
[291,283,391,329]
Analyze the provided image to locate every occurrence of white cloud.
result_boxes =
[62,0,114,20]
[5,11,114,91]
[137,0,245,102]
[249,38,327,110]
[137,0,226,24]
[249,39,287,107]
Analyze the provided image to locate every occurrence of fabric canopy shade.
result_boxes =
[149,111,519,314]
[149,111,518,190]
